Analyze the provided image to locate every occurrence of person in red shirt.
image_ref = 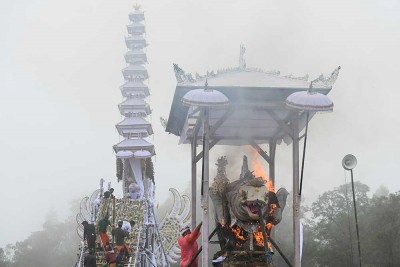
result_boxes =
[178,222,202,267]
[105,248,117,267]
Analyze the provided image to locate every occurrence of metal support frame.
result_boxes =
[185,106,305,267]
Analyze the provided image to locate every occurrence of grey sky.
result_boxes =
[1,0,399,247]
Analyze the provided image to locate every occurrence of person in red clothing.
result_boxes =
[105,248,117,267]
[178,222,202,267]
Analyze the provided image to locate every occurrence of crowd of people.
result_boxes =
[82,187,211,267]
[81,188,138,267]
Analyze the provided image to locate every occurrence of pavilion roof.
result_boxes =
[166,65,340,146]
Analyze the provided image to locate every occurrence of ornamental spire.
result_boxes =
[113,4,155,198]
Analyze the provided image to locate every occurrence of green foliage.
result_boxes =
[269,183,400,267]
[0,201,81,267]
[304,183,400,267]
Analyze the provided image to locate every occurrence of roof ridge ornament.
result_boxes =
[311,66,341,88]
[283,73,309,81]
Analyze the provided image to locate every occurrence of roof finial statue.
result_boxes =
[133,3,141,10]
[239,44,246,70]
[204,79,211,91]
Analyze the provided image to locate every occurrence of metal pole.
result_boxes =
[201,109,210,267]
[269,238,293,267]
[191,137,197,230]
[186,226,219,267]
[350,169,362,267]
[258,207,270,260]
[299,111,309,196]
[292,117,301,267]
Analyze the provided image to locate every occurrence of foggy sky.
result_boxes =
[1,0,399,247]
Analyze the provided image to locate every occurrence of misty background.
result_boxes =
[1,0,399,250]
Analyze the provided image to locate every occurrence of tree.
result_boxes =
[5,200,81,267]
[361,192,400,267]
[305,182,370,266]
[0,247,12,267]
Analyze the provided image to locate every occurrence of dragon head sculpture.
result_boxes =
[228,176,269,221]
[210,156,289,228]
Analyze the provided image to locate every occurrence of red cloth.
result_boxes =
[99,232,109,246]
[105,252,117,264]
[178,228,201,267]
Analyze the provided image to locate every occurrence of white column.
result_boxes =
[292,116,301,267]
[202,109,210,267]
[191,137,197,230]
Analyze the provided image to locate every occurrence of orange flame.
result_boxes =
[246,146,275,192]
[229,225,246,245]
[253,223,273,247]
[254,231,264,245]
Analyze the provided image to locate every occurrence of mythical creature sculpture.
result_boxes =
[210,156,289,232]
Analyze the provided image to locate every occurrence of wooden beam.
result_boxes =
[195,138,220,163]
[209,108,234,136]
[249,139,271,164]
[211,135,270,140]
[188,107,200,117]
[267,110,294,140]
[269,139,276,183]
[191,115,203,141]
[270,111,297,141]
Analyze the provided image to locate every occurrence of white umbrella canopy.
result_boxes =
[182,81,229,108]
[285,90,333,112]
[133,150,152,159]
[116,150,134,159]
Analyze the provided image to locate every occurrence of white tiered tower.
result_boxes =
[113,5,168,266]
[114,4,155,199]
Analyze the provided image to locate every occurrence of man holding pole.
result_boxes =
[178,222,202,267]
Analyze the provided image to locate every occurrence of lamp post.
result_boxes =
[285,84,334,267]
[342,154,362,267]
[182,81,229,266]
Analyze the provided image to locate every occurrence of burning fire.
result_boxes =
[253,224,273,248]
[247,146,275,192]
[229,225,247,246]
[225,222,274,248]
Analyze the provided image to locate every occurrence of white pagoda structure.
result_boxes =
[111,4,162,266]
[75,5,192,267]
[114,4,155,200]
